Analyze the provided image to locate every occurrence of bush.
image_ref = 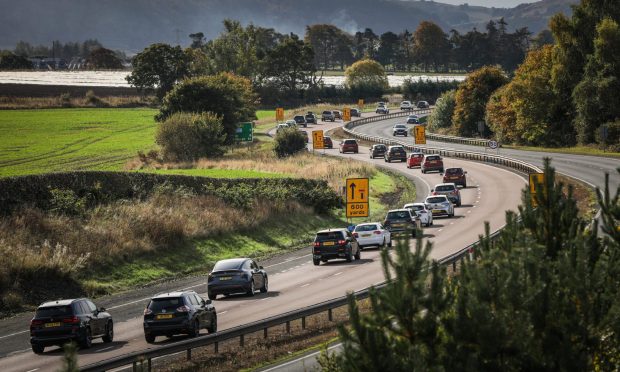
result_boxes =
[402,79,460,103]
[155,112,226,161]
[427,90,456,130]
[595,120,620,151]
[273,128,307,158]
[84,90,106,107]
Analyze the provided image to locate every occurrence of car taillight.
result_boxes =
[63,316,80,324]
[176,305,190,313]
[30,319,43,327]
[432,191,438,195]
[313,242,320,247]
[338,240,346,246]
[144,308,152,315]
[373,230,382,235]
[352,233,359,238]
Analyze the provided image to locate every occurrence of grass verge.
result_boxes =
[502,144,620,158]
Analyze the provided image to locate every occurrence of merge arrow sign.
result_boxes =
[346,178,369,203]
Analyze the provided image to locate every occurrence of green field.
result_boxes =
[0,108,159,177]
[146,168,289,178]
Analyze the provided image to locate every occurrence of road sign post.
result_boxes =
[346,178,369,218]
[529,172,545,207]
[276,107,284,122]
[343,107,351,122]
[235,122,253,142]
[414,125,426,145]
[312,130,324,150]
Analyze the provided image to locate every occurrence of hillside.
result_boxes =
[0,0,576,52]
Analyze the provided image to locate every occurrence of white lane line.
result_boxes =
[8,348,31,356]
[219,311,228,315]
[260,297,271,301]
[26,369,39,372]
[438,229,443,232]
[98,346,114,352]
[475,200,480,203]
[0,330,28,339]
[333,272,343,277]
[264,254,312,269]
[300,283,310,288]
[450,222,454,225]
[467,210,472,213]
[261,343,343,372]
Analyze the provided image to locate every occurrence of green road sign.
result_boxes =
[236,122,253,142]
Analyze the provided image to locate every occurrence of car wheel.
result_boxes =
[313,259,320,266]
[388,238,393,247]
[422,169,426,174]
[354,248,361,260]
[457,201,461,207]
[247,280,255,296]
[384,158,388,162]
[405,133,408,137]
[190,319,200,338]
[346,250,353,263]
[31,343,44,354]
[102,321,114,343]
[382,238,386,247]
[207,315,217,333]
[354,150,358,154]
[260,276,268,293]
[145,333,156,344]
[463,182,467,188]
[81,327,92,349]
[411,230,416,238]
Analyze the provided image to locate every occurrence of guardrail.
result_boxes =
[81,110,538,372]
[425,132,490,146]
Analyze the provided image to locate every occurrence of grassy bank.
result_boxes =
[502,144,620,158]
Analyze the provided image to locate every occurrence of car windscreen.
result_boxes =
[148,298,184,312]
[344,140,356,144]
[316,232,344,241]
[355,224,378,232]
[213,260,242,271]
[394,125,406,129]
[322,111,331,114]
[435,185,455,192]
[374,145,386,150]
[409,153,423,158]
[406,205,424,211]
[426,197,448,203]
[35,305,73,318]
[386,211,410,220]
[294,116,304,121]
[445,168,462,175]
[426,156,440,161]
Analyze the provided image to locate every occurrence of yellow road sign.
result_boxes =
[529,172,545,207]
[312,130,324,150]
[346,178,369,203]
[346,202,369,218]
[343,107,351,122]
[414,125,426,144]
[358,99,364,110]
[276,107,284,122]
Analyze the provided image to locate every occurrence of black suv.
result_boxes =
[30,298,113,353]
[369,144,387,159]
[305,112,317,124]
[143,291,217,343]
[293,115,307,128]
[313,228,361,265]
[384,145,407,163]
[383,209,420,238]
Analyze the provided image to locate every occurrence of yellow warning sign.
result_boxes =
[346,178,369,203]
[343,107,351,122]
[414,125,426,145]
[276,107,284,122]
[529,172,545,207]
[312,130,324,150]
[346,202,369,218]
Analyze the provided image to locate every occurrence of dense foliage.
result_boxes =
[0,51,33,70]
[427,90,456,130]
[85,47,123,69]
[273,128,307,158]
[155,112,226,161]
[344,59,389,100]
[322,162,620,371]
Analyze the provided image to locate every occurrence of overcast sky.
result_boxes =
[432,0,536,7]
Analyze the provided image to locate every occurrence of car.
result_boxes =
[432,183,462,206]
[406,115,420,124]
[293,115,307,128]
[377,101,387,107]
[299,130,309,143]
[323,135,334,149]
[312,228,361,265]
[417,101,430,109]
[305,112,317,124]
[285,119,297,127]
[376,105,390,114]
[333,110,342,120]
[407,152,424,168]
[384,145,407,163]
[421,154,444,173]
[339,139,359,153]
[425,195,454,217]
[443,167,467,187]
[30,298,113,353]
[404,203,433,227]
[369,144,387,159]
[383,209,420,238]
[207,258,268,299]
[393,124,408,137]
[351,108,362,117]
[321,110,335,122]
[276,123,289,133]
[400,101,413,110]
[353,223,392,249]
[143,291,217,343]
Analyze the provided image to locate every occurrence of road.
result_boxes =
[0,116,526,372]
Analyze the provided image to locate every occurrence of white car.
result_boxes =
[404,203,433,227]
[353,223,392,249]
[424,195,454,218]
[400,101,413,110]
[376,105,390,114]
[285,120,297,127]
[276,123,289,133]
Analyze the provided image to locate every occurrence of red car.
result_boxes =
[421,154,444,174]
[323,136,334,149]
[407,153,424,168]
[443,167,467,187]
[339,139,359,154]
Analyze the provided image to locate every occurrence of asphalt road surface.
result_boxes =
[0,115,526,372]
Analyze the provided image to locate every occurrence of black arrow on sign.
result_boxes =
[349,183,356,200]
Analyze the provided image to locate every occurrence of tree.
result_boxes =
[273,127,307,158]
[188,32,205,49]
[305,24,353,71]
[377,32,400,70]
[413,21,451,72]
[428,90,457,131]
[344,59,388,99]
[0,51,32,70]
[452,66,508,137]
[155,112,226,161]
[262,35,316,93]
[126,43,190,99]
[85,47,123,69]
[157,73,257,144]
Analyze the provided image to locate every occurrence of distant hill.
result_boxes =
[0,0,576,53]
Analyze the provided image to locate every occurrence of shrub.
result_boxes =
[49,188,88,216]
[273,128,307,158]
[84,90,106,107]
[595,120,620,151]
[155,112,227,161]
[402,79,460,102]
[427,90,456,130]
[345,59,388,100]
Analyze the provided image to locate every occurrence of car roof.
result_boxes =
[426,195,449,200]
[435,183,457,187]
[388,209,410,213]
[404,203,426,207]
[446,167,463,171]
[152,290,197,299]
[389,145,404,148]
[39,299,79,308]
[317,228,348,234]
[355,222,380,227]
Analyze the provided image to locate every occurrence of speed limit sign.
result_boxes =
[488,140,499,149]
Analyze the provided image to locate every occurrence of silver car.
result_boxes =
[404,203,433,227]
[424,195,454,218]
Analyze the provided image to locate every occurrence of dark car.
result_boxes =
[30,298,113,353]
[305,112,317,124]
[369,144,387,159]
[417,101,429,109]
[323,135,334,149]
[383,209,420,238]
[393,124,408,137]
[333,110,342,120]
[299,130,309,143]
[339,139,359,154]
[143,291,216,343]
[442,167,467,187]
[321,110,335,122]
[293,115,307,128]
[421,154,444,173]
[312,228,361,265]
[384,145,407,163]
[208,258,268,299]
[406,115,420,124]
[351,108,361,117]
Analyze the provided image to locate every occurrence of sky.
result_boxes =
[432,0,537,7]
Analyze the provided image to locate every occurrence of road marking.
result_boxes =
[450,222,454,225]
[219,311,228,315]
[264,254,312,269]
[8,348,31,356]
[333,272,343,277]
[438,229,443,232]
[475,200,480,203]
[0,330,28,339]
[467,210,472,213]
[300,283,310,288]
[26,369,39,372]
[98,346,114,352]
[260,297,271,301]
